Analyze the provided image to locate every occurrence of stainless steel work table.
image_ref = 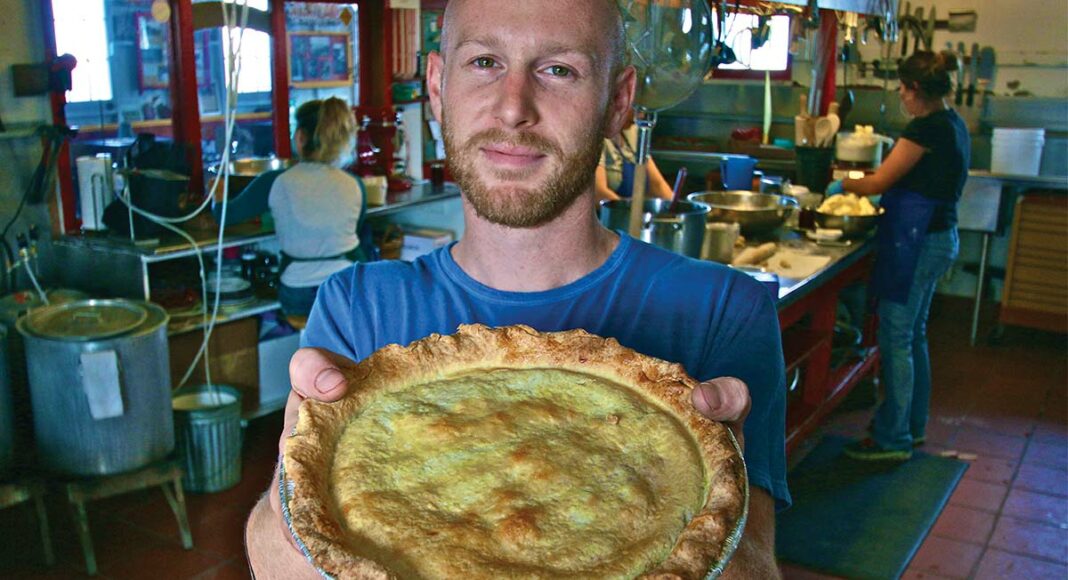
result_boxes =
[52,181,462,332]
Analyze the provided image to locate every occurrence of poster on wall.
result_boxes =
[287,31,353,88]
[137,13,170,89]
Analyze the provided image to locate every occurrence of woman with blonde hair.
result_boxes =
[213,97,367,316]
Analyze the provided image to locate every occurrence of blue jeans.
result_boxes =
[872,228,959,450]
[278,283,319,317]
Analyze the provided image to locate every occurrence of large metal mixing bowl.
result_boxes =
[227,157,294,175]
[210,157,294,194]
[815,208,884,239]
[687,191,799,235]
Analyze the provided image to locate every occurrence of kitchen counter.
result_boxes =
[967,170,1068,191]
[773,234,876,309]
[55,182,462,261]
[730,230,879,455]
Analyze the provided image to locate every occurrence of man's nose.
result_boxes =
[494,69,539,129]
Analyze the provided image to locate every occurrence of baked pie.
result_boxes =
[282,324,747,579]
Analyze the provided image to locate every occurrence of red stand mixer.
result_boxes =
[351,106,412,192]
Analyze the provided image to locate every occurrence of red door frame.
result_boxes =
[266,0,370,156]
[45,0,384,219]
[38,0,78,233]
[269,0,291,159]
[170,0,204,196]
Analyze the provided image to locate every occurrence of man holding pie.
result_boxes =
[246,1,789,578]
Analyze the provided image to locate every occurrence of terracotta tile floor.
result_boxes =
[781,297,1068,579]
[0,297,1064,579]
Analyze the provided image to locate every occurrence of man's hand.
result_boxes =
[691,377,751,448]
[248,347,357,578]
[691,378,780,578]
[272,347,356,531]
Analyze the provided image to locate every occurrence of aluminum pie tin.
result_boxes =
[279,422,749,579]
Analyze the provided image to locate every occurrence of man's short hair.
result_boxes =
[439,0,628,76]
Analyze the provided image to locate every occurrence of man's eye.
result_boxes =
[546,65,572,78]
[473,57,497,69]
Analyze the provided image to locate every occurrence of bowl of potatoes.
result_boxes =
[815,194,884,239]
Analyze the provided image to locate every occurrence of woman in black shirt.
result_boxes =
[828,51,971,461]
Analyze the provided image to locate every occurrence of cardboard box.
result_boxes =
[399,226,453,261]
[168,318,260,413]
[257,331,301,406]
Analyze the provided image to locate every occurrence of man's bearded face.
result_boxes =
[442,112,607,228]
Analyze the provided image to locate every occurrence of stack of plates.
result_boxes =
[206,275,255,307]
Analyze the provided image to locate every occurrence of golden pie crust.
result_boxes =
[283,324,747,579]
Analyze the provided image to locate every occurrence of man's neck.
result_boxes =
[452,193,620,292]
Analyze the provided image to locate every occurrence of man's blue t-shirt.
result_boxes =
[303,234,791,509]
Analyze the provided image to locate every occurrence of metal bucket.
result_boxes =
[599,199,711,258]
[0,327,12,479]
[173,385,243,493]
[16,299,173,476]
[0,289,87,466]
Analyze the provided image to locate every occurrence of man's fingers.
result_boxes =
[289,347,353,402]
[278,348,359,480]
[691,377,751,424]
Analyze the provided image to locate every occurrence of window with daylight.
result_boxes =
[52,0,114,102]
[219,0,272,94]
[714,12,791,72]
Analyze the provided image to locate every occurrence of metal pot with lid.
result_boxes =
[17,299,174,476]
[600,199,711,258]
[0,288,88,470]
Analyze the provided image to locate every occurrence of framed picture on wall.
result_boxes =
[287,31,353,88]
[136,13,170,90]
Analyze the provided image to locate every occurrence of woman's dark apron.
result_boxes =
[871,188,951,304]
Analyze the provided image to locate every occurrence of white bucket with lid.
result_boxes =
[991,128,1045,176]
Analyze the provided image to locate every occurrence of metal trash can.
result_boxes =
[173,385,243,493]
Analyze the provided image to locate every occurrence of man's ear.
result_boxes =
[427,51,445,124]
[606,65,637,138]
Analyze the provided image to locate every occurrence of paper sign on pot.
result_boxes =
[81,350,125,420]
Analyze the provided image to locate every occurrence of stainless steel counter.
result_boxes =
[711,230,875,310]
[967,170,1068,191]
[55,182,462,261]
[52,181,463,312]
[772,234,875,310]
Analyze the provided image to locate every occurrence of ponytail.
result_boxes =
[294,97,356,165]
[899,50,958,99]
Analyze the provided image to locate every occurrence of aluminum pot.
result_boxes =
[600,199,711,258]
[0,289,87,469]
[688,191,799,236]
[17,299,173,476]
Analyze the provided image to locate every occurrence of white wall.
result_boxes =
[0,1,51,125]
[849,0,1068,97]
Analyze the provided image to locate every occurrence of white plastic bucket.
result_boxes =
[991,128,1045,176]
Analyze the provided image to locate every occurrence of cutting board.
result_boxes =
[763,249,832,280]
